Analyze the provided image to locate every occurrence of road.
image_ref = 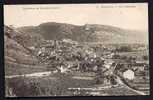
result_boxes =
[5,71,52,78]
[112,63,146,95]
[115,74,146,95]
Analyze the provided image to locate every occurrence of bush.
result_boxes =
[112,54,120,59]
[6,76,41,97]
[142,55,149,60]
[121,56,127,60]
[110,76,117,85]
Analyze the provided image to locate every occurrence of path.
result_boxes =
[5,71,52,78]
[115,75,146,95]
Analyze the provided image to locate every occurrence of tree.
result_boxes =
[116,46,132,52]
[110,75,117,85]
[142,55,149,60]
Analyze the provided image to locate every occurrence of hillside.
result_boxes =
[4,26,46,75]
[5,22,148,74]
[17,22,148,44]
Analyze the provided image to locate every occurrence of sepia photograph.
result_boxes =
[4,3,149,97]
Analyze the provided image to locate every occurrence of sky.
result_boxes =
[4,3,148,31]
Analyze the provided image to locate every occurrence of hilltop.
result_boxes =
[17,22,148,44]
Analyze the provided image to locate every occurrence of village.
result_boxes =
[24,38,149,96]
[5,25,149,96]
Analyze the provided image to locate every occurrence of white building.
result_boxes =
[123,69,135,80]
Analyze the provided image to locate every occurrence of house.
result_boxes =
[123,69,135,80]
[132,62,149,72]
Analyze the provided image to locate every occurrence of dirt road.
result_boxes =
[5,71,52,78]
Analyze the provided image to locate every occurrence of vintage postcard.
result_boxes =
[4,3,149,96]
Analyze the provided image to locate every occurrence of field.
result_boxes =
[116,50,149,61]
[5,62,47,76]
[5,72,96,96]
[6,71,148,96]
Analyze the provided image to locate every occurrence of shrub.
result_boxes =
[142,55,149,60]
[112,54,120,59]
[121,56,127,60]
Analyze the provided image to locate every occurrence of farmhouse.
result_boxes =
[123,69,135,80]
